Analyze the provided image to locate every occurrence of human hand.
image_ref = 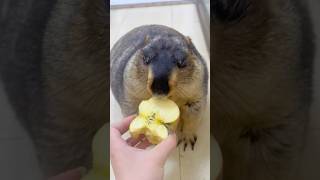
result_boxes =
[110,115,177,180]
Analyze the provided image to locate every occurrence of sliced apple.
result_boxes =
[139,97,180,123]
[129,97,180,144]
[129,116,146,138]
[146,124,168,144]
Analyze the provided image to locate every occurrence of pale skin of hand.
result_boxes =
[110,115,177,180]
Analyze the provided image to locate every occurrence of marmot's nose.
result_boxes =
[151,76,170,95]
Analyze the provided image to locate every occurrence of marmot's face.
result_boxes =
[133,36,201,98]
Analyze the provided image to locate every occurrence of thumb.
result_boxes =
[151,133,177,164]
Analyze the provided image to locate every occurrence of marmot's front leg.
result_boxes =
[120,99,140,117]
[178,99,205,151]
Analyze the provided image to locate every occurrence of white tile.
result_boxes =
[116,6,172,38]
[110,27,118,49]
[110,24,122,47]
[110,90,123,124]
[110,9,128,46]
[124,5,172,24]
[180,100,211,180]
[172,4,199,23]
[110,9,127,27]
[163,149,180,180]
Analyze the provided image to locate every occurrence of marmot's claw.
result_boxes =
[178,133,197,151]
[190,136,197,150]
[177,137,185,146]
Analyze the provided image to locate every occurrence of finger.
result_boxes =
[126,135,145,146]
[111,115,136,135]
[110,127,127,148]
[135,138,152,149]
[151,133,177,163]
[48,167,86,180]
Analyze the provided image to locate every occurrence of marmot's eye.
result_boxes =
[177,59,187,68]
[143,56,152,65]
[174,50,187,68]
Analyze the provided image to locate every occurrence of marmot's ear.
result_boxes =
[144,35,150,45]
[185,36,192,45]
[185,36,195,55]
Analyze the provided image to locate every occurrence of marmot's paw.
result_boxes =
[177,132,198,151]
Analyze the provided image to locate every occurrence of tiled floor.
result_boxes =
[110,4,212,180]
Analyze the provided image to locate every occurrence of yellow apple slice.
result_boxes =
[139,97,180,123]
[129,97,180,144]
[146,124,168,144]
[129,116,146,138]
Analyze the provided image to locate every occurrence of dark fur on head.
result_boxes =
[141,36,189,95]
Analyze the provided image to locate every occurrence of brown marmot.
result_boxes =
[111,25,209,150]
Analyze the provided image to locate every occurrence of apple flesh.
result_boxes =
[129,97,180,144]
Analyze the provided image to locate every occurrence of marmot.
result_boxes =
[111,25,208,150]
[212,0,314,180]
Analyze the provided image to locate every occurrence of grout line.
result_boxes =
[178,146,182,180]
